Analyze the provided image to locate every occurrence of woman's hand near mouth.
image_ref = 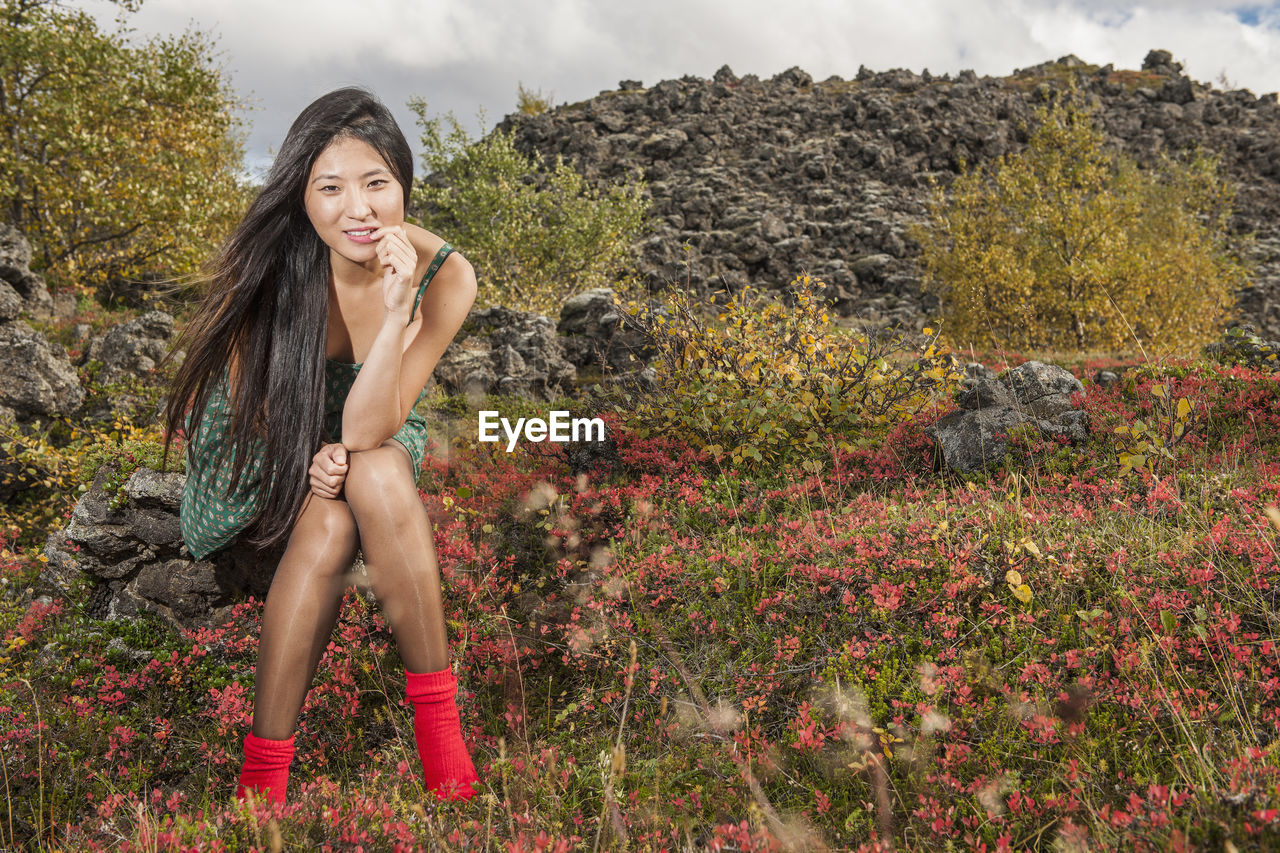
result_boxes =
[372,225,418,318]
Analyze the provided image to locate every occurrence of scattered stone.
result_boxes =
[432,305,577,401]
[556,287,657,375]
[0,320,84,419]
[40,462,282,631]
[1203,325,1280,370]
[52,290,77,319]
[0,281,21,322]
[1142,49,1183,76]
[1093,370,1121,388]
[926,361,1088,473]
[712,65,738,86]
[0,224,53,318]
[85,310,176,385]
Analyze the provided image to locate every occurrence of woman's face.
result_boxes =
[303,135,405,271]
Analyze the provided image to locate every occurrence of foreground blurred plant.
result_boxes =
[607,273,962,471]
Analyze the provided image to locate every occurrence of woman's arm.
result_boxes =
[339,247,477,451]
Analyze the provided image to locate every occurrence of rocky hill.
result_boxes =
[498,49,1280,339]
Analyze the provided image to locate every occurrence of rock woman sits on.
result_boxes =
[164,87,480,805]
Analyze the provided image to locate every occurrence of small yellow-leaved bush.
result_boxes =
[913,92,1249,356]
[608,274,961,471]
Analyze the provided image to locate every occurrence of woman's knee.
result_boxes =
[344,445,417,510]
[288,494,359,556]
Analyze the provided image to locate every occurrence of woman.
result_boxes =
[165,87,480,805]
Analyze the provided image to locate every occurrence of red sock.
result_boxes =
[404,667,479,801]
[235,731,295,805]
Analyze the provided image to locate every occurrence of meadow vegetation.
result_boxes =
[3,332,1280,850]
[0,41,1277,852]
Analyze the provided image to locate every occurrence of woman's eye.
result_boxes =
[369,179,388,188]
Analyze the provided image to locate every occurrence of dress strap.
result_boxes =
[409,242,454,323]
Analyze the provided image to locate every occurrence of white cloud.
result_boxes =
[75,0,1280,169]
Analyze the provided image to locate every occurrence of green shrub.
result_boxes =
[606,274,962,471]
[0,0,248,295]
[408,99,650,315]
[913,91,1249,356]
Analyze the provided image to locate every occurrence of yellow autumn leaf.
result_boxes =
[1176,398,1192,420]
[1013,584,1032,603]
[1005,569,1023,585]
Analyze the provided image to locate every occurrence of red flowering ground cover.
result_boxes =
[1,359,1279,850]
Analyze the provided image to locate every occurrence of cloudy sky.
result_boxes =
[82,0,1280,177]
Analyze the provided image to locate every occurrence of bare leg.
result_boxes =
[250,494,360,739]
[343,443,448,673]
[344,442,478,799]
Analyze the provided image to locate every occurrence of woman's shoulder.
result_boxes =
[405,223,471,281]
[405,223,448,264]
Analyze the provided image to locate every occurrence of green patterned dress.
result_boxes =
[180,244,453,560]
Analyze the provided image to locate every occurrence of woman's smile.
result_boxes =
[344,227,378,244]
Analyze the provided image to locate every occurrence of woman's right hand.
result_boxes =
[309,443,349,499]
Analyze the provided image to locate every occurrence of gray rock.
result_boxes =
[772,66,813,88]
[956,377,1015,410]
[1038,409,1091,444]
[1204,325,1280,371]
[0,224,53,318]
[1094,370,1121,388]
[40,463,282,631]
[86,310,175,384]
[0,320,84,418]
[926,361,1089,473]
[642,128,689,160]
[925,405,1028,473]
[1142,49,1182,76]
[1002,360,1085,418]
[433,305,577,401]
[556,287,657,374]
[0,281,21,322]
[713,65,738,86]
[961,362,997,383]
[52,290,77,320]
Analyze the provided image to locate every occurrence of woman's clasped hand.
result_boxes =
[308,442,349,499]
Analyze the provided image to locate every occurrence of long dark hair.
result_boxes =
[164,87,414,551]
